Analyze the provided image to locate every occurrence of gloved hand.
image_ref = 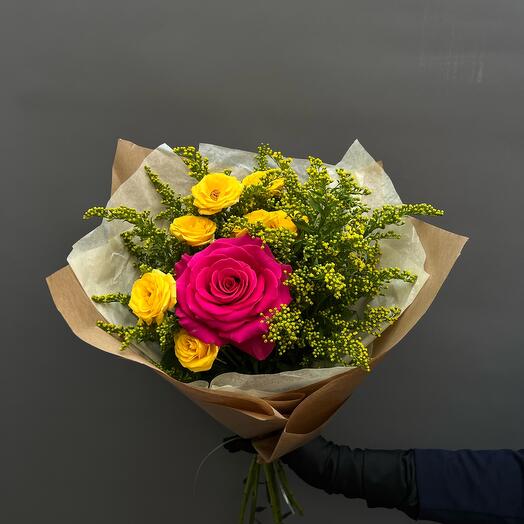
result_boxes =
[225,435,419,520]
[223,435,256,454]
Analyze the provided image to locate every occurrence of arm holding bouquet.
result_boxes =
[228,436,524,523]
[284,437,524,524]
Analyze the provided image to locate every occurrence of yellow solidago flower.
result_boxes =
[235,209,297,237]
[242,170,284,195]
[191,173,243,215]
[169,215,216,246]
[174,330,219,372]
[129,269,176,325]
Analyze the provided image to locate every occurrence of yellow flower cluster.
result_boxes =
[129,269,177,325]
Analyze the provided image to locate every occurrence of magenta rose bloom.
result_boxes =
[174,236,292,360]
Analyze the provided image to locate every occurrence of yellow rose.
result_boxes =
[264,210,297,234]
[234,209,271,237]
[241,171,265,187]
[242,170,284,195]
[234,209,296,236]
[129,269,176,325]
[192,173,243,215]
[268,177,285,194]
[245,209,271,224]
[169,215,216,246]
[174,330,219,372]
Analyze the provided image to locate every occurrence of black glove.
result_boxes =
[281,436,418,519]
[223,435,256,454]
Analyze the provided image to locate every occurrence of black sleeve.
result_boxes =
[282,439,524,524]
[415,448,524,524]
[281,436,419,519]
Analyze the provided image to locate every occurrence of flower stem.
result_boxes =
[275,460,304,515]
[239,457,303,523]
[248,460,261,524]
[263,463,283,523]
[239,456,258,524]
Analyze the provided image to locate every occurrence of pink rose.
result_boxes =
[174,236,292,360]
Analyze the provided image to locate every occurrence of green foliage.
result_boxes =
[248,146,443,372]
[365,203,443,235]
[144,165,189,222]
[84,192,188,273]
[91,293,130,306]
[254,143,272,170]
[172,146,209,181]
[95,314,194,382]
[95,321,157,350]
[156,315,177,353]
[232,182,278,216]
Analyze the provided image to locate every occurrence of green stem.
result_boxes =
[239,456,258,524]
[248,460,261,524]
[275,460,304,516]
[263,463,282,524]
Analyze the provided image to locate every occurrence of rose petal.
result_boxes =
[235,334,275,360]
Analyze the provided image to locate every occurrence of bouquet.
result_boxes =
[48,139,467,523]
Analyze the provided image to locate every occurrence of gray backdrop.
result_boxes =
[1,1,523,523]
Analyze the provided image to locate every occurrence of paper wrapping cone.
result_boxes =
[47,139,468,463]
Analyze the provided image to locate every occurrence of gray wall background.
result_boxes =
[1,1,523,523]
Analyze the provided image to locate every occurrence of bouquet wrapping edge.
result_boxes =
[47,138,468,464]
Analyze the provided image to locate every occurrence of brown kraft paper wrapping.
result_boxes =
[46,139,468,463]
